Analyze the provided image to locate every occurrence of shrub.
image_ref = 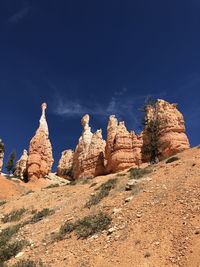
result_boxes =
[128,168,152,180]
[55,212,111,240]
[2,208,27,223]
[0,240,28,264]
[0,200,6,206]
[29,208,54,224]
[166,156,179,164]
[0,224,22,247]
[85,178,117,208]
[11,259,45,267]
[45,184,59,189]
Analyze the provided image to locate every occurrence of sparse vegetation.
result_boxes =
[54,212,111,240]
[45,183,60,189]
[166,156,180,164]
[128,167,152,180]
[0,224,27,266]
[79,177,93,185]
[131,184,142,196]
[0,240,28,264]
[0,200,6,206]
[11,259,45,267]
[29,208,54,224]
[85,178,117,208]
[2,208,27,223]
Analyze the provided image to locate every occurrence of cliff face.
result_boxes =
[142,99,190,161]
[14,149,28,179]
[73,114,106,179]
[27,103,54,181]
[57,150,74,179]
[105,115,143,173]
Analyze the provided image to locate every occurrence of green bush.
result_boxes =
[29,208,54,224]
[128,168,152,180]
[11,259,45,267]
[54,212,111,240]
[0,200,6,206]
[0,240,28,264]
[2,208,27,223]
[166,156,179,164]
[45,184,59,189]
[85,178,117,208]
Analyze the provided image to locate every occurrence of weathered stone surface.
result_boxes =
[105,115,143,173]
[0,139,4,174]
[14,149,28,179]
[0,139,5,174]
[27,103,54,181]
[142,99,190,161]
[57,149,74,179]
[73,114,106,179]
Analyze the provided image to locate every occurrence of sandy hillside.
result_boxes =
[0,147,200,267]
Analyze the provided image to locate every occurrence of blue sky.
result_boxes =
[0,0,200,170]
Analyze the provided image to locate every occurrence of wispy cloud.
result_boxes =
[7,5,32,24]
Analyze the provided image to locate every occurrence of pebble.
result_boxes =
[125,196,133,203]
[15,252,24,258]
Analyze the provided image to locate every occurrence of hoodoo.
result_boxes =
[105,115,143,173]
[27,103,54,181]
[14,149,28,179]
[0,139,4,174]
[73,114,106,179]
[57,149,74,179]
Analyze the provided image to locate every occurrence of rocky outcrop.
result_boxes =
[0,139,4,174]
[57,149,74,179]
[27,103,54,181]
[105,115,143,173]
[142,99,190,161]
[14,149,28,179]
[73,114,106,179]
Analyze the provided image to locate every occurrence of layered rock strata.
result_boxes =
[105,115,143,173]
[73,114,106,179]
[27,103,54,181]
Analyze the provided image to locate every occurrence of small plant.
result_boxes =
[2,208,27,223]
[11,259,45,267]
[54,212,111,240]
[79,177,93,185]
[29,208,54,224]
[116,173,127,177]
[0,224,22,247]
[45,183,59,189]
[0,200,6,206]
[166,156,179,164]
[89,182,97,188]
[144,251,151,258]
[85,178,117,208]
[0,240,28,264]
[128,168,152,180]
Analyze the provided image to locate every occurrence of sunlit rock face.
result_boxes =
[142,99,190,161]
[0,139,4,174]
[73,114,106,179]
[57,149,74,179]
[27,103,54,181]
[105,115,143,173]
[14,149,28,179]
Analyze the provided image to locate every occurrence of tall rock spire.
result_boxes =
[27,103,54,181]
[0,139,5,175]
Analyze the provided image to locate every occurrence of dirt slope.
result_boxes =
[1,147,200,267]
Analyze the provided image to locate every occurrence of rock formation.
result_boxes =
[57,149,74,179]
[105,115,143,173]
[14,149,28,179]
[142,99,190,161]
[0,139,5,174]
[73,114,106,179]
[27,103,54,181]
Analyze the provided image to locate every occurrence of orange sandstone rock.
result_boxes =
[57,149,74,179]
[27,103,54,181]
[105,115,143,173]
[14,149,28,179]
[73,114,106,179]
